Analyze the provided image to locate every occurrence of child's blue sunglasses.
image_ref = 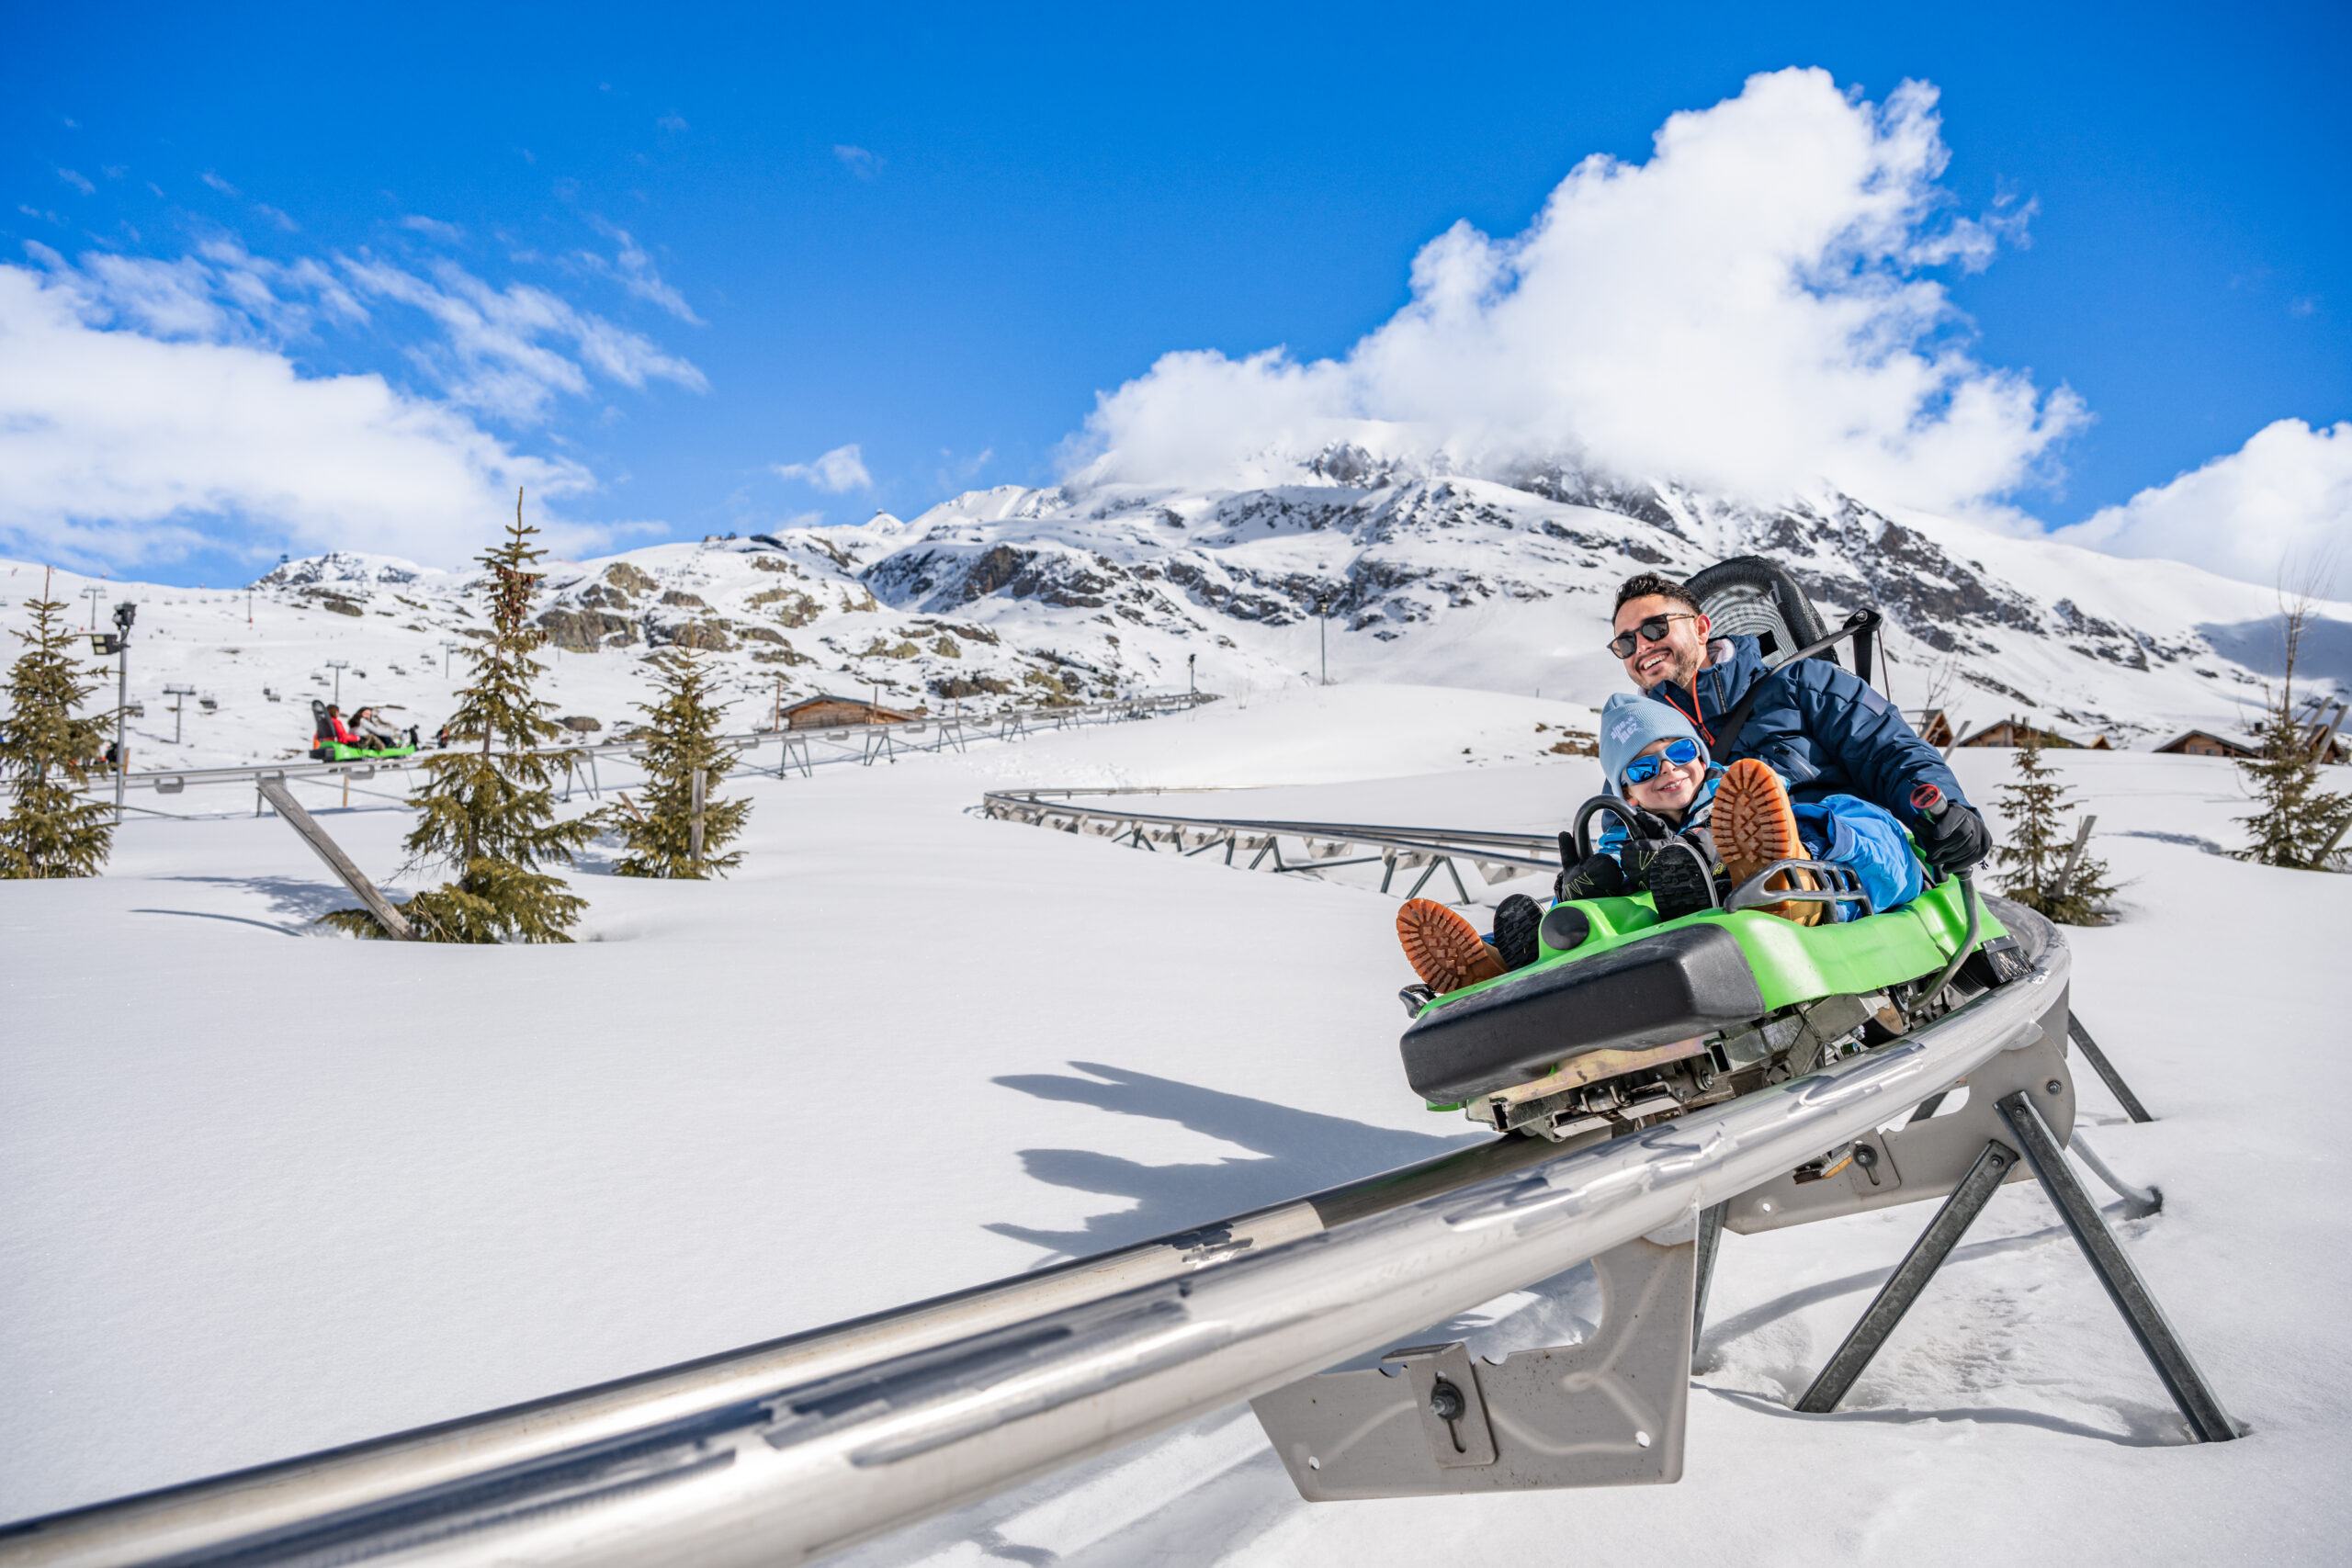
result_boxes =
[1622,737,1700,784]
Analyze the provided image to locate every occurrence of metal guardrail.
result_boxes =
[981,790,1559,903]
[0,908,2072,1567]
[73,694,1216,813]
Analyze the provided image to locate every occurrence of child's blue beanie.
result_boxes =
[1598,692,1709,792]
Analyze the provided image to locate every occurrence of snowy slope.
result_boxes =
[5,468,2346,775]
[3,688,2347,1566]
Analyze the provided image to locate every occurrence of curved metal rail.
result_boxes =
[980,790,1561,901]
[77,695,1214,812]
[1,909,2069,1568]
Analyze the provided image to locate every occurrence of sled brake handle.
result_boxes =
[1905,781,1977,1021]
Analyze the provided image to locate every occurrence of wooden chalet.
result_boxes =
[1912,708,1955,749]
[781,694,921,730]
[2154,729,2256,760]
[1953,717,2081,750]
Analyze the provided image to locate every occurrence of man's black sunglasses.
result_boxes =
[1607,613,1698,660]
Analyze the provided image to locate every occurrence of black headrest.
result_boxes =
[1685,556,1837,671]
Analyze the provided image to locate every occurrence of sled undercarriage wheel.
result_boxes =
[1475,988,1899,1141]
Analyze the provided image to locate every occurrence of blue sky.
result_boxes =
[3,1,2346,588]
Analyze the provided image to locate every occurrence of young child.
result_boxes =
[1396,694,1927,992]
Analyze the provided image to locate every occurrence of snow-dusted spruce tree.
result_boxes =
[325,495,591,941]
[2234,588,2351,871]
[604,646,748,878]
[1992,736,2116,924]
[0,572,116,879]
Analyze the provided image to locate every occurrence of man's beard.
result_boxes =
[1633,646,1701,692]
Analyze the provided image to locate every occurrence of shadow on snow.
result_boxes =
[985,1060,1476,1258]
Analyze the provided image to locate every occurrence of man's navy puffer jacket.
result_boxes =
[1645,635,1969,834]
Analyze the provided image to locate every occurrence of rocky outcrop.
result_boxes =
[537,608,638,651]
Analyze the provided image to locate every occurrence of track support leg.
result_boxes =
[2066,1016,2154,1123]
[1797,1139,2015,1413]
[1995,1091,2237,1441]
[1691,1201,1727,1355]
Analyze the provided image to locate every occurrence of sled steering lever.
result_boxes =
[1910,783,1979,1018]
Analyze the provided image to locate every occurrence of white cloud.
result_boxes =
[775,444,872,492]
[198,171,239,197]
[31,236,367,344]
[1064,68,2083,516]
[833,145,881,178]
[0,263,599,570]
[575,217,701,323]
[340,253,707,423]
[56,168,94,196]
[22,229,704,434]
[400,214,466,243]
[2052,419,2352,593]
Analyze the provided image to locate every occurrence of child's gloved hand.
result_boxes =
[1556,852,1628,903]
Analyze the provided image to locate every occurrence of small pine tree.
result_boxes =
[326,493,592,940]
[1992,736,2117,923]
[0,572,117,878]
[604,647,749,877]
[2233,587,2351,871]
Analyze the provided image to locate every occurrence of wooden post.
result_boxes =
[256,779,415,940]
[2312,701,2348,763]
[2315,810,2352,869]
[689,767,707,871]
[2055,813,2098,897]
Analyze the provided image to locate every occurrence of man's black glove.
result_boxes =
[1917,800,1990,874]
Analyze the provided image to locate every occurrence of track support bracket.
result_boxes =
[1252,1225,1696,1497]
[1793,1095,2236,1442]
[2067,1014,2154,1122]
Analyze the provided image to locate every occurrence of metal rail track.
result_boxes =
[0,908,2071,1567]
[981,789,1559,902]
[74,695,1213,814]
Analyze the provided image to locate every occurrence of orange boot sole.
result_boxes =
[1397,898,1508,992]
[1713,758,1825,926]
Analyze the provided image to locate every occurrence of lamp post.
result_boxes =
[164,684,198,745]
[1317,594,1329,686]
[109,602,135,821]
[326,659,350,705]
[81,586,104,629]
[440,640,458,679]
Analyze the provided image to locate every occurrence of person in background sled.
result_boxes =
[349,706,402,748]
[322,705,373,750]
[1608,571,1990,879]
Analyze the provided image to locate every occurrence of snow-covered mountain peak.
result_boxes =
[6,467,2344,773]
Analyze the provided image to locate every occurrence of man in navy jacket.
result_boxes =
[1609,571,1991,874]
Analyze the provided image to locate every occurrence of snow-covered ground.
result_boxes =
[3,686,2347,1563]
